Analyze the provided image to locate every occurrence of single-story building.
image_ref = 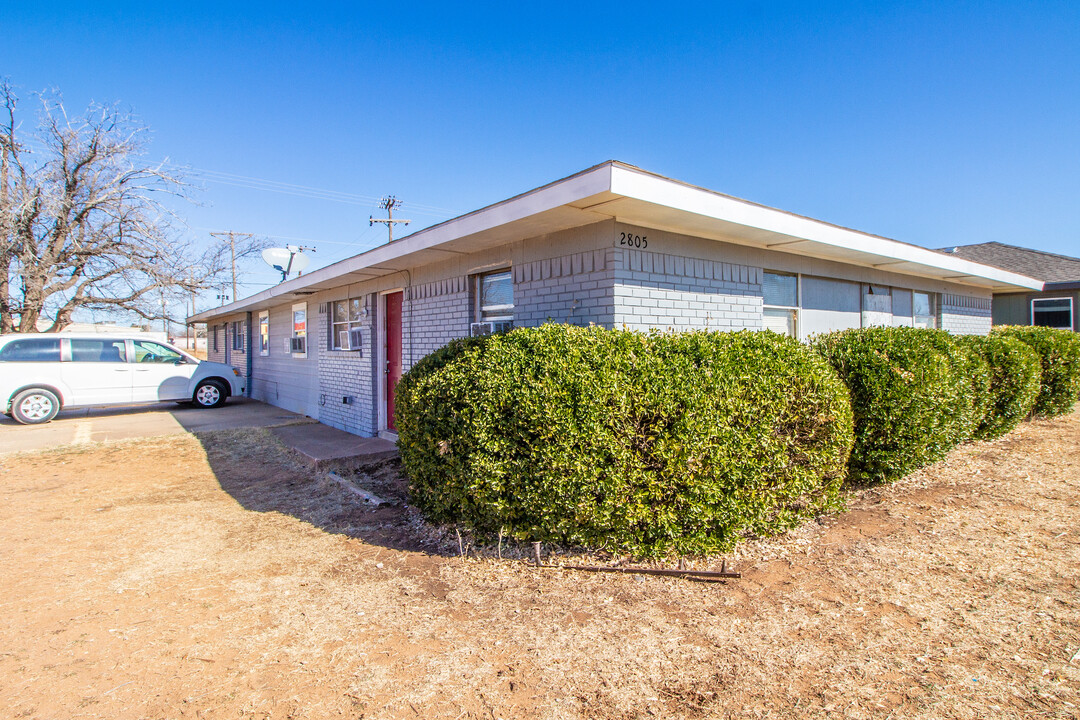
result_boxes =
[939,242,1079,332]
[189,161,1042,438]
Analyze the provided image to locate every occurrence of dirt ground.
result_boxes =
[1,409,1078,719]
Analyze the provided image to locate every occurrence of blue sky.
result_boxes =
[3,1,1078,313]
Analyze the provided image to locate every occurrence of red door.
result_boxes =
[385,291,403,431]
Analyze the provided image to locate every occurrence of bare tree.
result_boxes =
[0,81,259,333]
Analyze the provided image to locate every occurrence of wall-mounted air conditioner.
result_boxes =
[290,337,306,354]
[338,329,364,352]
[470,322,493,336]
[470,321,514,337]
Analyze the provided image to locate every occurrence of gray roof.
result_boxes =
[938,242,1080,284]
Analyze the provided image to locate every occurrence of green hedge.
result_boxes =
[992,326,1080,417]
[396,325,854,557]
[955,334,1042,439]
[812,327,987,484]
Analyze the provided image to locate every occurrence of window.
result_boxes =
[291,303,307,356]
[331,298,365,349]
[132,340,183,364]
[1032,297,1073,330]
[762,271,798,337]
[70,339,126,363]
[259,311,269,355]
[477,270,513,323]
[231,320,245,351]
[913,292,937,328]
[0,337,61,362]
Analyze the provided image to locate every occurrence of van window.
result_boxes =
[70,339,127,363]
[133,340,183,363]
[0,337,62,362]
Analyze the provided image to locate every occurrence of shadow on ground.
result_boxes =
[197,426,455,557]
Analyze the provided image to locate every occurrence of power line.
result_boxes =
[14,138,462,218]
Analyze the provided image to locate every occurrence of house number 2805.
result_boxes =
[619,232,648,249]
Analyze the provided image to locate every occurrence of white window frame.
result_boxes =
[475,269,514,323]
[330,298,366,350]
[762,271,799,338]
[913,291,938,329]
[1031,297,1074,330]
[258,311,270,356]
[291,302,308,358]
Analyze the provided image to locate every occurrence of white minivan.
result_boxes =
[0,334,245,425]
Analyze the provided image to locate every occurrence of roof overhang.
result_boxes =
[189,161,1043,322]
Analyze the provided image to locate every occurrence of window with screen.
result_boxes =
[259,311,269,355]
[762,272,798,337]
[1032,297,1073,329]
[291,303,307,356]
[331,298,365,349]
[913,292,937,328]
[477,270,513,323]
[231,321,245,351]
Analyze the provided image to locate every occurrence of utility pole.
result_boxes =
[369,196,410,243]
[210,231,253,300]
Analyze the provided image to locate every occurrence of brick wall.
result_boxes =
[513,248,615,327]
[207,323,226,363]
[404,277,471,368]
[940,293,992,335]
[317,297,377,435]
[612,248,763,331]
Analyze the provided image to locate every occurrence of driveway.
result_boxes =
[0,398,313,454]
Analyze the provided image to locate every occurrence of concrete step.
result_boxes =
[270,423,398,470]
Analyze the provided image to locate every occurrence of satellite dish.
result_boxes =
[262,246,311,281]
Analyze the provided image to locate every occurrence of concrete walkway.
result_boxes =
[0,398,398,467]
[270,423,398,469]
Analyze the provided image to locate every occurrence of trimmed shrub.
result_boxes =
[992,326,1080,417]
[396,325,854,557]
[955,334,1042,439]
[812,327,986,484]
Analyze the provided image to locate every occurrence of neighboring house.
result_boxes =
[189,161,1041,438]
[939,242,1079,331]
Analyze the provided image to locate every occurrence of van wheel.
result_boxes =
[193,380,228,409]
[11,388,61,424]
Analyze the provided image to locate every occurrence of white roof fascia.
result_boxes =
[189,164,616,322]
[190,162,1042,324]
[609,165,1043,291]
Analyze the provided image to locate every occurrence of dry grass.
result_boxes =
[0,408,1077,719]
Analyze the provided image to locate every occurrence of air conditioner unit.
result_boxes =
[283,337,292,354]
[290,336,306,354]
[338,329,364,352]
[348,328,364,352]
[470,322,493,337]
[470,321,514,337]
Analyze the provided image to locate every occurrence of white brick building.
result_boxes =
[190,162,1042,438]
